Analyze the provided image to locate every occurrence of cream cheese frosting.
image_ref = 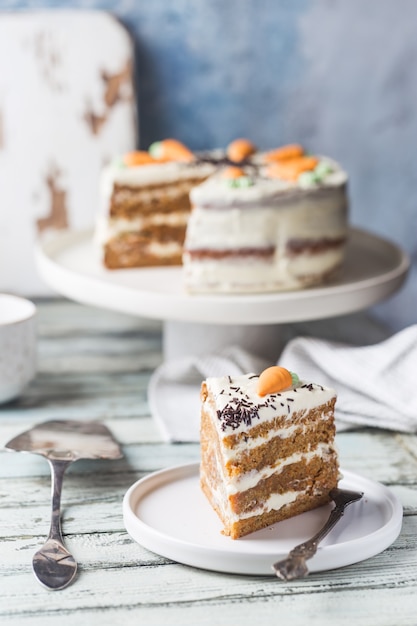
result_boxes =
[204,373,336,437]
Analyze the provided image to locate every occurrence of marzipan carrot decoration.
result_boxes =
[149,139,195,162]
[227,138,257,163]
[257,366,295,396]
[264,144,304,162]
[266,156,318,181]
[123,151,156,166]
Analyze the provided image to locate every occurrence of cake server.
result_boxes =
[272,487,363,580]
[5,419,123,590]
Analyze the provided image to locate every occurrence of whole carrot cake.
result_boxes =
[96,138,348,292]
[199,366,340,539]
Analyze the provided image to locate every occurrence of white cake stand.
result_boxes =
[35,227,409,360]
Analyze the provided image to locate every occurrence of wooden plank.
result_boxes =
[0,521,416,620]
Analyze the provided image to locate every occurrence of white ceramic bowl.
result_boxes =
[0,294,37,403]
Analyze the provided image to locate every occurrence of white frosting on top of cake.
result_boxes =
[204,373,336,437]
[189,157,347,207]
[102,159,216,189]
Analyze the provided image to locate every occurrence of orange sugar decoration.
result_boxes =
[221,166,246,179]
[123,151,156,167]
[226,138,257,163]
[257,366,293,396]
[264,144,304,163]
[266,156,319,181]
[158,139,195,162]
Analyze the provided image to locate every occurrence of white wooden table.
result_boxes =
[1,299,416,625]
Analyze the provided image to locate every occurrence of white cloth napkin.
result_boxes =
[148,325,417,442]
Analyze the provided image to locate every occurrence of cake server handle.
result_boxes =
[272,487,363,580]
[32,459,78,590]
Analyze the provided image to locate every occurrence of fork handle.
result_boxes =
[272,501,348,579]
[288,502,347,560]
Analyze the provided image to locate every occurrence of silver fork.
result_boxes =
[272,488,363,580]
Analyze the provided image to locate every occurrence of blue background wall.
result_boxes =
[5,0,417,331]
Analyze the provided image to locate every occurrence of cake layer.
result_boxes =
[109,178,204,219]
[201,474,332,539]
[104,232,183,269]
[228,448,339,514]
[224,413,336,477]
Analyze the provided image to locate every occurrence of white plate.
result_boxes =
[36,227,409,325]
[123,462,403,576]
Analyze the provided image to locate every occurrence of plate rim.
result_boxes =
[122,461,403,576]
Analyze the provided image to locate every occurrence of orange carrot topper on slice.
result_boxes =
[257,366,299,396]
[149,138,195,162]
[227,138,257,163]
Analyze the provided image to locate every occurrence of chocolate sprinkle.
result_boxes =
[217,399,264,431]
[301,383,315,391]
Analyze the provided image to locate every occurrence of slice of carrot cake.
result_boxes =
[200,366,339,539]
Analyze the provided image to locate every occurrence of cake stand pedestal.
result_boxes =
[163,321,289,362]
[35,227,409,361]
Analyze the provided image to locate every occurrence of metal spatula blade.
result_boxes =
[5,419,123,461]
[5,419,123,590]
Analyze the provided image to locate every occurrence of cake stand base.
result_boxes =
[163,320,285,362]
